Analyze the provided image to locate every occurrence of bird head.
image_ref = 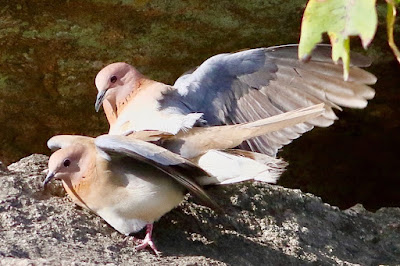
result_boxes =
[94,62,143,112]
[44,144,87,187]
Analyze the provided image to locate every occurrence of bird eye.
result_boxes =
[63,159,71,167]
[110,75,117,83]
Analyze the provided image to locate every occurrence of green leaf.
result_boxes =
[299,0,378,80]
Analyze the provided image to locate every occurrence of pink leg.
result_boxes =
[135,223,161,255]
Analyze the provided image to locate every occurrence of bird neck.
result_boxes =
[61,174,93,210]
[115,78,156,116]
[60,152,97,210]
[115,83,139,115]
[103,81,140,127]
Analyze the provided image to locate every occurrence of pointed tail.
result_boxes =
[167,103,325,158]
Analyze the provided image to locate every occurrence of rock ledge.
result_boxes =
[0,155,399,265]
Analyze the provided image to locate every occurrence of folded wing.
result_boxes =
[94,135,218,209]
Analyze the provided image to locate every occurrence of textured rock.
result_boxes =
[0,154,399,265]
[0,161,7,173]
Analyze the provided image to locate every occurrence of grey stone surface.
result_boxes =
[0,154,399,265]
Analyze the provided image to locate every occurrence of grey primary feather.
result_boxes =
[166,44,376,156]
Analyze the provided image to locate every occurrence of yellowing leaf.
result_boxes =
[387,0,400,63]
[299,0,378,80]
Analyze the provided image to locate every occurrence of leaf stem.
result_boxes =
[387,0,400,64]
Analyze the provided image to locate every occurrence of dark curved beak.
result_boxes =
[95,90,107,112]
[43,171,55,188]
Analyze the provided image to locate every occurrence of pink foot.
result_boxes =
[135,223,161,255]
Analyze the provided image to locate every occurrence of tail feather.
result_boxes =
[238,103,324,138]
[168,103,325,159]
[192,149,287,186]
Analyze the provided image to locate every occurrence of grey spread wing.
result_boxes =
[169,44,376,156]
[94,135,218,208]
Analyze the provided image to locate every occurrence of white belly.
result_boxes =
[94,162,186,235]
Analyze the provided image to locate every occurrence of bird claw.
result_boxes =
[134,238,161,256]
[133,223,161,256]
